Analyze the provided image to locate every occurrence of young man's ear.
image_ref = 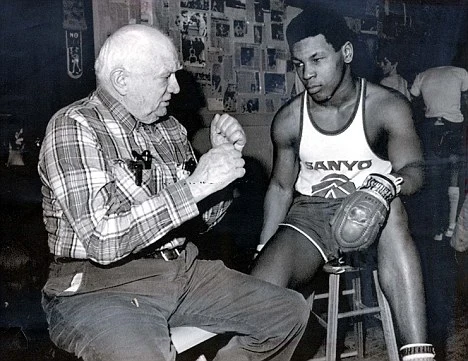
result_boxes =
[342,41,353,64]
[110,68,128,96]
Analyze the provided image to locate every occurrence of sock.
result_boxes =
[400,343,436,360]
[447,186,460,229]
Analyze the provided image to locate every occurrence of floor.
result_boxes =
[1,158,467,360]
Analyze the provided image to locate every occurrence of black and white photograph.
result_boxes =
[240,97,260,113]
[226,0,246,10]
[233,19,247,37]
[235,43,260,70]
[271,22,284,41]
[264,72,286,94]
[181,35,206,67]
[1,1,467,361]
[254,24,263,44]
[180,0,209,11]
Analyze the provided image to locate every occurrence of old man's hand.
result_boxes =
[210,114,246,152]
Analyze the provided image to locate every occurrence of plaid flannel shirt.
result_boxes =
[38,87,231,265]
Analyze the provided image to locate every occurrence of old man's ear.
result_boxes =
[110,68,128,96]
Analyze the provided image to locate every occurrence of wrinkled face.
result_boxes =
[291,34,348,103]
[125,52,181,123]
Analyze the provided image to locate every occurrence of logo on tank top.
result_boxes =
[304,160,372,171]
[310,174,357,199]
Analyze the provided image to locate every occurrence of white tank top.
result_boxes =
[295,78,392,198]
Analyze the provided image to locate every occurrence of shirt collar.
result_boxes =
[95,86,138,133]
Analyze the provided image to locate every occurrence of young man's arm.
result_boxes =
[379,92,424,195]
[259,100,301,245]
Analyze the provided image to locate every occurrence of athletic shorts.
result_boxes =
[280,194,343,262]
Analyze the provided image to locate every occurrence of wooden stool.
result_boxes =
[310,262,399,361]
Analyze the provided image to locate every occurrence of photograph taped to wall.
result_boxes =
[266,48,277,71]
[211,0,225,14]
[254,3,264,22]
[233,19,247,37]
[213,18,230,37]
[265,47,288,73]
[176,10,207,36]
[264,72,286,94]
[192,68,211,83]
[180,0,209,11]
[207,50,223,64]
[211,63,222,95]
[140,0,154,25]
[223,83,238,112]
[271,9,283,22]
[211,16,231,50]
[236,71,260,93]
[254,25,263,44]
[226,0,246,10]
[239,97,260,113]
[181,35,206,67]
[271,23,284,41]
[235,44,260,69]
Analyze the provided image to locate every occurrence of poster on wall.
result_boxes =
[65,31,83,79]
[62,0,87,79]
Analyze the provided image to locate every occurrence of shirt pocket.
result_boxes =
[152,161,180,194]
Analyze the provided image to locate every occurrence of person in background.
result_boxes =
[377,45,411,101]
[450,193,468,252]
[251,6,435,361]
[38,24,309,361]
[410,66,468,240]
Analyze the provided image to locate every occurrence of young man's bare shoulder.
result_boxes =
[365,81,410,113]
[274,94,302,126]
[271,94,302,143]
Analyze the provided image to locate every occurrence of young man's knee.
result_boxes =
[281,288,311,328]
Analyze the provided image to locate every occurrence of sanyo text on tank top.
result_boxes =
[295,78,392,199]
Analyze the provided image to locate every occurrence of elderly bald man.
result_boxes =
[38,24,309,361]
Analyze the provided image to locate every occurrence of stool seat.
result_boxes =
[310,261,399,361]
[170,326,217,354]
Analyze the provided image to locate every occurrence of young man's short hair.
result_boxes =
[286,6,354,52]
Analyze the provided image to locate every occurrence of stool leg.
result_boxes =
[352,275,365,358]
[326,274,340,361]
[373,270,399,361]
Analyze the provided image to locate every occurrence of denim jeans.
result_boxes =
[42,243,309,361]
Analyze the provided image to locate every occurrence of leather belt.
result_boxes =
[54,246,185,264]
[54,256,86,263]
[141,246,184,261]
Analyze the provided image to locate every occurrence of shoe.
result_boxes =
[445,226,455,237]
[434,233,443,241]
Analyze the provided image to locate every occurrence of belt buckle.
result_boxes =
[160,248,181,261]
